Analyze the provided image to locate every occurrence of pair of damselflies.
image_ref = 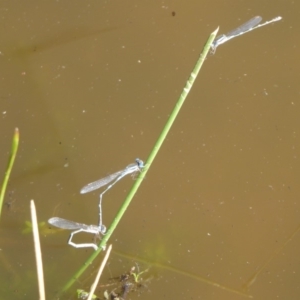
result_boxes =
[211,15,282,53]
[49,16,284,250]
[48,158,144,250]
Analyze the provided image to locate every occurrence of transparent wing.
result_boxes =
[80,170,123,194]
[224,16,262,37]
[48,217,84,230]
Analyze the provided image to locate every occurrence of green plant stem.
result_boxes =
[0,128,19,217]
[144,27,218,170]
[58,27,218,296]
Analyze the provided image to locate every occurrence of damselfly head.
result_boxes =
[135,158,144,169]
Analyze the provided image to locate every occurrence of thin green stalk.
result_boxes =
[58,27,218,296]
[144,28,218,170]
[0,128,19,218]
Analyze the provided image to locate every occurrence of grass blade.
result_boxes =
[0,128,19,218]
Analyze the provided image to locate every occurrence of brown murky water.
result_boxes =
[0,1,299,299]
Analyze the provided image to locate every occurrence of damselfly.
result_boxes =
[211,16,282,53]
[48,217,106,250]
[80,158,145,227]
